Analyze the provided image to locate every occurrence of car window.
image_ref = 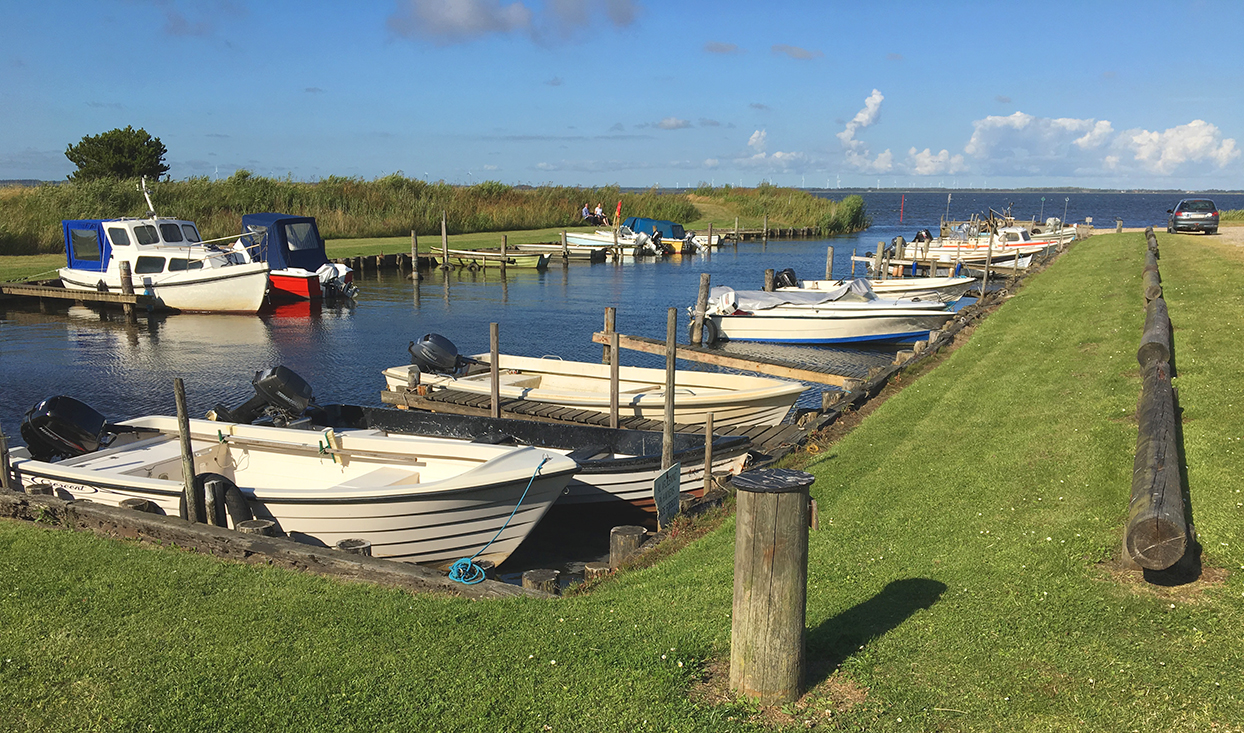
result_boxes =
[1181,200,1215,212]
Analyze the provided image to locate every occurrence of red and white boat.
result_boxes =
[239,213,356,301]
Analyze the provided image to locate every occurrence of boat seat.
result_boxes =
[335,466,421,489]
[461,373,541,389]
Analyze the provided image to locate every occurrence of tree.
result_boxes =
[64,126,169,181]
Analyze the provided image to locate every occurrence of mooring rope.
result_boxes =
[448,454,550,585]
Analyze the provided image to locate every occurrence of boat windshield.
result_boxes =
[181,224,201,242]
[159,223,184,243]
[284,222,318,251]
[134,225,159,245]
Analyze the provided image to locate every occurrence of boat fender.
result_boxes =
[701,317,720,346]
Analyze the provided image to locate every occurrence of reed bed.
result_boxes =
[690,182,869,235]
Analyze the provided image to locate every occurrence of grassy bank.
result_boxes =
[0,177,865,256]
[2,231,1242,731]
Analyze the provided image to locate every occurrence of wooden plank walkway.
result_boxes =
[379,388,812,456]
[0,281,158,308]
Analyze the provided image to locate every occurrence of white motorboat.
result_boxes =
[58,182,270,313]
[383,335,805,428]
[702,279,954,345]
[784,275,975,304]
[13,397,577,567]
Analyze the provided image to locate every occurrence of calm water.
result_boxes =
[0,190,1225,441]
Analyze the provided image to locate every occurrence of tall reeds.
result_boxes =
[691,182,869,235]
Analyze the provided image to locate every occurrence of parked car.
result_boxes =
[1167,199,1219,234]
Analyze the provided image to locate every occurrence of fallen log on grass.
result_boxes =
[1126,359,1187,570]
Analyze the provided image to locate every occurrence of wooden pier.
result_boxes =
[0,280,158,311]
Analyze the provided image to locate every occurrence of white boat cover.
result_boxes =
[709,278,879,314]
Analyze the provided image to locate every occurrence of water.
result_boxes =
[0,190,1220,440]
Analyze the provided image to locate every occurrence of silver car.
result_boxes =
[1167,199,1219,234]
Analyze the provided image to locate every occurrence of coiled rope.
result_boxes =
[448,455,550,585]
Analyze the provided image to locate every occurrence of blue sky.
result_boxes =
[3,0,1242,189]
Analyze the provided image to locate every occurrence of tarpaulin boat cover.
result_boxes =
[708,278,879,314]
[622,217,686,240]
[62,220,112,272]
[241,213,329,273]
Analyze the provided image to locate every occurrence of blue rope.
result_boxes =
[448,455,550,585]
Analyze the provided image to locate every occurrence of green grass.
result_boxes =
[3,231,1243,731]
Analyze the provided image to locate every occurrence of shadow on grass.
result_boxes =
[805,578,947,687]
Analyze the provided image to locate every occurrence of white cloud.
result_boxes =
[907,147,966,175]
[748,129,767,153]
[388,0,637,44]
[1073,120,1113,149]
[771,44,822,60]
[846,148,893,173]
[657,117,691,130]
[837,89,884,151]
[1124,120,1239,174]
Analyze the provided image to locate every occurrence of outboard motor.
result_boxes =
[210,366,315,426]
[774,268,799,289]
[913,228,934,243]
[404,333,482,387]
[20,396,108,461]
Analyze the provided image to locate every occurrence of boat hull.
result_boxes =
[791,276,974,304]
[269,268,323,301]
[59,262,271,314]
[710,309,954,344]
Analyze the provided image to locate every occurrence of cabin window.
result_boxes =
[181,224,201,242]
[168,258,204,271]
[159,223,184,243]
[284,222,318,251]
[134,225,159,245]
[107,228,131,247]
[135,256,166,274]
[1005,232,1019,242]
[69,228,102,261]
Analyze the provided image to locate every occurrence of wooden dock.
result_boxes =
[0,280,158,310]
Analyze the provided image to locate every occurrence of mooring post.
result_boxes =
[706,222,714,251]
[584,561,611,580]
[982,232,994,294]
[118,260,136,323]
[119,497,156,514]
[764,268,775,292]
[762,214,768,248]
[490,322,501,419]
[173,378,203,524]
[0,432,13,492]
[561,231,569,261]
[662,307,676,470]
[612,227,620,261]
[523,568,560,594]
[602,306,616,363]
[691,273,710,345]
[500,234,508,276]
[609,331,620,429]
[851,246,857,277]
[610,525,646,568]
[729,468,814,706]
[237,519,278,536]
[703,412,715,495]
[410,228,418,265]
[825,246,835,280]
[874,242,883,277]
[204,476,225,526]
[734,216,739,248]
[439,211,449,271]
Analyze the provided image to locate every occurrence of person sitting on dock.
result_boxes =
[581,203,592,222]
[594,203,610,227]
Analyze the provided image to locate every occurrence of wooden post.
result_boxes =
[500,234,508,275]
[734,216,739,247]
[707,222,714,250]
[0,432,13,492]
[204,476,224,526]
[691,273,710,345]
[335,538,373,556]
[762,214,768,248]
[1126,359,1187,570]
[612,227,620,261]
[173,378,202,524]
[584,561,611,580]
[411,228,418,263]
[874,242,883,277]
[440,211,449,270]
[729,468,814,705]
[119,261,136,323]
[764,268,775,292]
[237,519,278,536]
[825,246,835,280]
[490,322,501,419]
[609,525,646,567]
[602,306,616,363]
[662,308,676,471]
[522,568,560,594]
[851,247,857,277]
[119,497,157,514]
[703,413,715,495]
[561,231,569,261]
[982,232,994,294]
[609,331,620,429]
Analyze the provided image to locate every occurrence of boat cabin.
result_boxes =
[621,217,687,241]
[240,213,330,273]
[63,218,207,275]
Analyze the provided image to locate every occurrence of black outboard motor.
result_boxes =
[913,228,934,243]
[20,396,108,461]
[405,334,482,387]
[211,366,315,426]
[774,268,799,289]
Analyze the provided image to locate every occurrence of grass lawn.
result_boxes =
[2,231,1243,731]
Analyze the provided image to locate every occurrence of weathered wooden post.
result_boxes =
[609,331,620,429]
[734,216,739,247]
[336,538,373,556]
[500,235,508,276]
[561,231,569,262]
[873,242,883,277]
[825,246,835,280]
[762,214,768,248]
[237,519,278,536]
[119,261,136,323]
[850,246,857,277]
[410,228,418,265]
[609,525,646,567]
[764,268,775,292]
[602,306,616,363]
[662,307,676,470]
[1138,298,1171,366]
[439,211,450,271]
[173,378,203,524]
[729,468,814,705]
[707,223,714,250]
[1126,358,1187,570]
[523,568,560,594]
[703,413,715,495]
[0,432,13,492]
[490,322,501,419]
[584,561,611,580]
[691,273,710,345]
[981,232,994,294]
[119,497,157,514]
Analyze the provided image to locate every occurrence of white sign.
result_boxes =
[653,463,681,530]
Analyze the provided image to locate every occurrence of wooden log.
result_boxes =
[825,246,835,280]
[119,261,136,322]
[584,561,611,580]
[1144,250,1159,272]
[662,308,676,470]
[729,468,814,705]
[602,306,616,363]
[410,229,418,264]
[522,568,560,594]
[691,273,710,345]
[237,519,278,536]
[490,322,501,419]
[764,268,775,292]
[610,525,646,568]
[499,235,507,275]
[119,497,157,514]
[440,211,450,270]
[1143,269,1163,303]
[609,331,620,430]
[336,538,373,556]
[1126,360,1187,570]
[0,432,11,493]
[762,214,768,247]
[173,378,203,524]
[703,412,715,495]
[1137,297,1171,367]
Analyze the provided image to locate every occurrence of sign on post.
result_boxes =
[654,462,681,529]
